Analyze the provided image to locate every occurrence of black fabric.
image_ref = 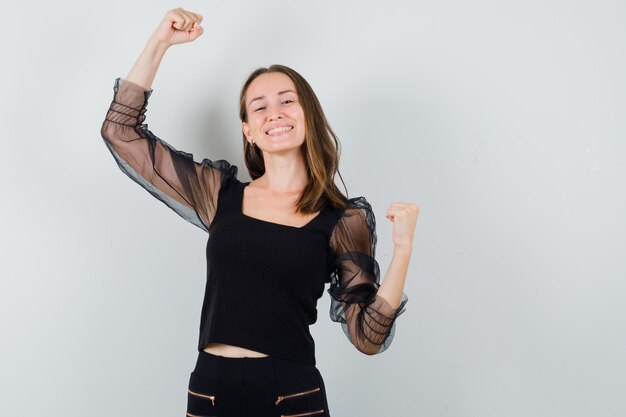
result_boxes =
[100,77,236,233]
[199,178,335,365]
[100,77,408,366]
[188,350,330,417]
[327,196,409,356]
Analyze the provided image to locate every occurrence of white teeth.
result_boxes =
[267,126,293,135]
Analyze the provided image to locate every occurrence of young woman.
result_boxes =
[100,7,418,417]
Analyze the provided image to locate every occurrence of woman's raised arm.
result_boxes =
[100,8,237,232]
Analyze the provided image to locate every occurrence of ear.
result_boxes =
[241,121,253,141]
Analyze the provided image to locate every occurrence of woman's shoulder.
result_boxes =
[202,158,239,183]
[326,195,375,237]
[327,195,373,218]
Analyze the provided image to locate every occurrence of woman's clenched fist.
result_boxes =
[151,7,204,47]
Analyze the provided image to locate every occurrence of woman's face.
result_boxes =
[242,72,306,153]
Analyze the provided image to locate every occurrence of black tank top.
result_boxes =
[199,173,339,364]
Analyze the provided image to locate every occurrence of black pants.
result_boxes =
[187,350,331,417]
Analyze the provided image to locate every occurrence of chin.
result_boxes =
[266,143,305,154]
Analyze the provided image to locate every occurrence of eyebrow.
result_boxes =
[248,90,297,107]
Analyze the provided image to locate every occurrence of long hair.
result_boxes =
[239,64,350,214]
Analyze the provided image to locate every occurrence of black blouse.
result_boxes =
[100,77,409,365]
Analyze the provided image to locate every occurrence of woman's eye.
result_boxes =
[282,100,293,104]
[254,106,266,112]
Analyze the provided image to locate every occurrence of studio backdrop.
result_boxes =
[1,1,625,416]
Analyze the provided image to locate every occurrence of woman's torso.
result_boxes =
[203,179,322,358]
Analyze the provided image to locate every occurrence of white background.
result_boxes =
[1,1,625,416]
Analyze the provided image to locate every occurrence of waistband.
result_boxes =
[193,350,318,385]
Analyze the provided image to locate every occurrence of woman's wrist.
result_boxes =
[146,34,171,54]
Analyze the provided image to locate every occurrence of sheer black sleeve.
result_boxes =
[100,77,237,232]
[327,196,409,355]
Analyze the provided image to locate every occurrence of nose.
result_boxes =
[266,103,282,121]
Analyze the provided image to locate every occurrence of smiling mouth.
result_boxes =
[266,126,293,135]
